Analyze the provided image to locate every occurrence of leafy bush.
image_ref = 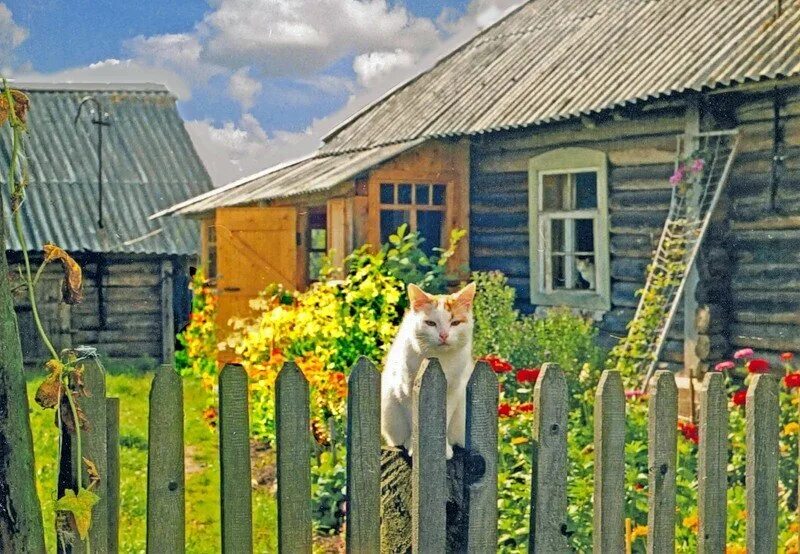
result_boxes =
[175,268,219,386]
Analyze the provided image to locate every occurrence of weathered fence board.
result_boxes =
[345,357,381,553]
[529,363,569,553]
[412,358,447,553]
[646,370,677,554]
[219,364,253,554]
[593,370,626,553]
[106,396,120,554]
[276,362,312,553]
[746,374,780,553]
[146,364,185,553]
[698,372,727,553]
[464,361,499,553]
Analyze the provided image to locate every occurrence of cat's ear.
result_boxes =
[408,284,434,311]
[450,282,476,309]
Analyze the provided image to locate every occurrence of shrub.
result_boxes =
[175,268,219,387]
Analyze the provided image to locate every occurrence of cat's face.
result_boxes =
[407,282,476,351]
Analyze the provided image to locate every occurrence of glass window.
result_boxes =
[415,184,430,205]
[417,211,443,256]
[380,183,394,204]
[206,224,217,279]
[380,209,410,243]
[378,181,448,252]
[308,211,327,281]
[432,184,446,206]
[397,183,413,205]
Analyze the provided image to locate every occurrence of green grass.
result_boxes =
[28,367,277,553]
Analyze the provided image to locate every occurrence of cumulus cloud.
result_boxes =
[227,67,262,110]
[353,49,414,87]
[0,3,27,66]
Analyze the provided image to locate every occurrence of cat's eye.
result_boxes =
[424,320,437,327]
[451,320,463,326]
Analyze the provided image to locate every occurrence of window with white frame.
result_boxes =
[528,148,610,311]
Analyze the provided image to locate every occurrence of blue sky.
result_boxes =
[2,0,520,184]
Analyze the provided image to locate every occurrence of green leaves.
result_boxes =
[55,487,99,540]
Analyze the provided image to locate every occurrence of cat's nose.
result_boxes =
[439,331,449,343]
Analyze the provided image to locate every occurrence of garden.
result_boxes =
[177,224,800,553]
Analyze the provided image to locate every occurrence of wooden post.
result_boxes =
[529,363,569,553]
[593,370,625,553]
[160,259,174,364]
[646,370,677,554]
[697,372,727,553]
[345,357,381,553]
[106,397,120,554]
[276,362,311,553]
[219,364,253,553]
[746,374,779,553]
[412,359,447,553]
[146,365,185,553]
[463,361,498,553]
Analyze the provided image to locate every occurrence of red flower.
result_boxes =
[516,402,534,413]
[782,352,795,362]
[732,389,747,407]
[480,355,513,373]
[516,368,540,384]
[498,403,513,417]
[747,358,770,374]
[678,421,699,444]
[785,373,800,389]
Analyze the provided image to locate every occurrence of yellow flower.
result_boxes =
[630,525,648,540]
[682,513,699,532]
[790,521,800,533]
[511,437,528,445]
[726,545,746,554]
[784,422,800,435]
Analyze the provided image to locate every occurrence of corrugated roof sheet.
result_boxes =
[1,83,213,255]
[320,0,800,154]
[156,139,424,216]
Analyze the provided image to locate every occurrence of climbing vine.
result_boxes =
[1,81,97,548]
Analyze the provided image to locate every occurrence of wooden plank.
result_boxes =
[464,361,499,553]
[345,357,381,554]
[276,362,311,553]
[146,364,185,553]
[746,374,780,553]
[529,363,569,553]
[698,372,727,554]
[106,397,120,554]
[593,370,626,553]
[219,364,253,554]
[412,358,447,553]
[161,260,175,364]
[646,370,677,554]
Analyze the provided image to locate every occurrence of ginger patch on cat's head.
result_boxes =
[408,282,476,317]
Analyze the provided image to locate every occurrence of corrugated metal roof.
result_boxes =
[1,83,213,255]
[320,0,800,154]
[155,139,424,216]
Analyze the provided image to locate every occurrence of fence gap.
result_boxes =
[219,363,253,553]
[106,396,120,554]
[276,362,312,553]
[697,372,727,553]
[146,364,185,553]
[464,361,499,552]
[345,357,381,553]
[529,363,569,553]
[593,370,625,553]
[746,374,779,552]
[412,358,448,552]
[646,370,677,553]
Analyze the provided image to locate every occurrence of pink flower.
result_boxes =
[733,348,754,360]
[714,361,735,371]
[691,158,705,173]
[625,389,646,400]
[669,166,685,186]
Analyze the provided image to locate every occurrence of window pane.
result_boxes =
[417,211,443,256]
[309,252,325,281]
[398,183,412,205]
[575,255,596,291]
[415,184,430,205]
[542,173,570,211]
[380,183,394,204]
[432,184,446,206]
[575,219,594,253]
[551,255,566,290]
[380,209,410,243]
[310,228,327,251]
[550,219,565,253]
[575,172,597,209]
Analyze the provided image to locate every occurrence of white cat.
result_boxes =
[381,282,476,460]
[576,257,596,290]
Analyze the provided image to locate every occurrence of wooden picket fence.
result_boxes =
[60,358,785,553]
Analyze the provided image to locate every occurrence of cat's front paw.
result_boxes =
[445,443,454,460]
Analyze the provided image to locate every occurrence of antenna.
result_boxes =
[74,96,111,229]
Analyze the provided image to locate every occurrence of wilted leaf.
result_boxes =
[35,373,62,409]
[43,243,83,304]
[55,487,99,540]
[0,89,29,126]
[59,394,89,433]
[83,457,100,490]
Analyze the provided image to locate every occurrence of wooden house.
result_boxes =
[2,83,214,365]
[159,0,800,376]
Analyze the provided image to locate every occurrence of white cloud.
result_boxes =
[353,49,414,87]
[227,67,262,110]
[0,3,27,66]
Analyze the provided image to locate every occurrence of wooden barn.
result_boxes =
[2,83,213,366]
[159,0,800,377]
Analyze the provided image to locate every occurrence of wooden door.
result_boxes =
[215,206,297,331]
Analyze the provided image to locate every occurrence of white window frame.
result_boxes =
[528,147,610,311]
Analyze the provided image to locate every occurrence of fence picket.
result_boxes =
[106,397,120,554]
[219,364,253,554]
[593,370,625,553]
[412,358,447,553]
[529,363,569,553]
[646,370,677,554]
[746,374,779,553]
[464,361,499,553]
[146,364,185,553]
[276,362,312,553]
[345,357,381,553]
[698,372,727,554]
